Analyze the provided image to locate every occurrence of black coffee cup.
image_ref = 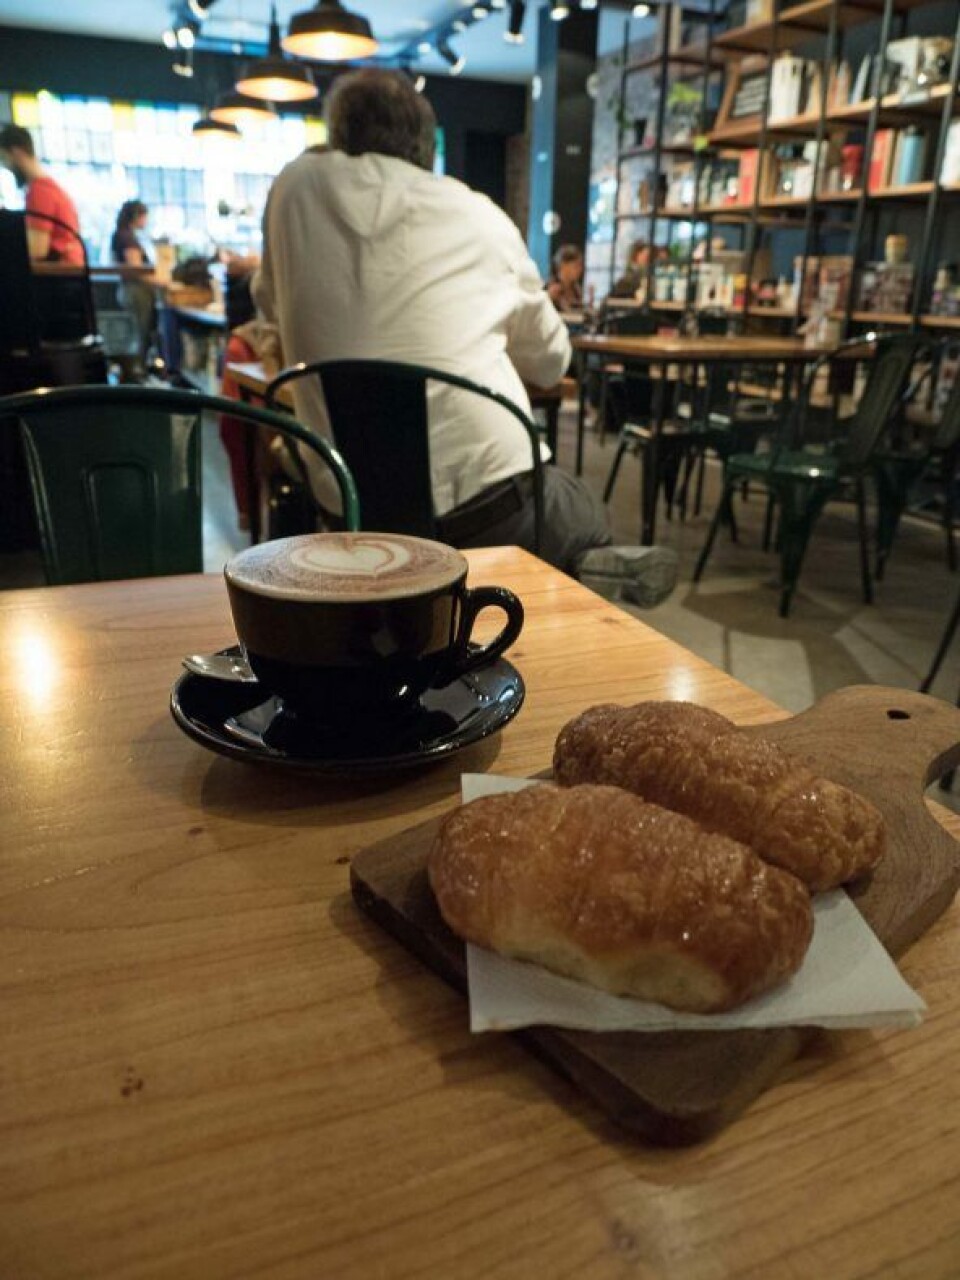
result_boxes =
[224,532,524,721]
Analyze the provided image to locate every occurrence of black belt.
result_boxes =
[437,472,535,545]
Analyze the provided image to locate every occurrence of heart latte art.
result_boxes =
[225,533,467,602]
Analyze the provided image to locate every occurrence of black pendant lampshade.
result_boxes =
[282,0,379,62]
[236,4,318,102]
[192,116,242,138]
[210,90,278,125]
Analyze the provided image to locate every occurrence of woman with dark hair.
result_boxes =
[112,199,150,266]
[111,198,154,358]
[546,244,584,311]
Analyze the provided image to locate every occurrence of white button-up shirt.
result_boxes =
[253,149,571,515]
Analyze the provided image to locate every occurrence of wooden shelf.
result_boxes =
[618,143,700,160]
[846,311,912,325]
[869,181,935,200]
[921,315,960,329]
[713,0,921,55]
[827,83,959,128]
[626,50,722,75]
[710,111,822,148]
[648,300,687,312]
[747,306,798,319]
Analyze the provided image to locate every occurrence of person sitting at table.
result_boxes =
[0,124,83,265]
[220,282,283,532]
[111,199,155,357]
[546,244,584,312]
[253,69,675,600]
[610,239,649,300]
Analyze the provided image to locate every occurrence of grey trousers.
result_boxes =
[453,466,612,574]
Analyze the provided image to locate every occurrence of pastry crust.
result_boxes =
[428,783,814,1013]
[553,701,885,891]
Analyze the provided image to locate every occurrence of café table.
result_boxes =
[571,333,869,544]
[1,547,958,1278]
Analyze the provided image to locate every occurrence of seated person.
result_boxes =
[546,244,584,313]
[609,239,649,299]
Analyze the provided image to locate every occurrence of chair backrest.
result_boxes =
[933,360,960,453]
[601,307,658,338]
[0,384,359,585]
[25,210,99,344]
[0,210,42,356]
[266,359,544,551]
[840,334,928,470]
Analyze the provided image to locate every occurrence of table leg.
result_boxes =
[545,402,560,465]
[237,386,262,546]
[575,351,587,476]
[642,362,667,546]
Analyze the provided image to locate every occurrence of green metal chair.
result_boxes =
[693,333,925,617]
[267,358,545,552]
[874,346,960,579]
[0,384,359,585]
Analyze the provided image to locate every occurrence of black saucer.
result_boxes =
[170,646,525,774]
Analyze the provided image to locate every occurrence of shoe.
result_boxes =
[577,544,678,608]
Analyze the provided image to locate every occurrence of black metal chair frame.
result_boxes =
[266,358,545,554]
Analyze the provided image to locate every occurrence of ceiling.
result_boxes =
[0,0,539,81]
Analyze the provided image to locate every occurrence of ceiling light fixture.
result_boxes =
[414,74,426,93]
[489,0,506,8]
[580,0,598,8]
[417,38,433,53]
[162,28,178,49]
[452,17,468,31]
[472,2,490,16]
[186,0,215,17]
[176,23,197,48]
[632,2,651,15]
[505,1,526,43]
[438,38,465,76]
[549,2,570,20]
[192,115,241,138]
[282,0,379,62]
[172,51,195,77]
[235,3,318,101]
[210,90,277,125]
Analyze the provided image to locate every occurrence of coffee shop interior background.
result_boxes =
[3,0,960,717]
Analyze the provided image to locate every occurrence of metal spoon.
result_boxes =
[182,651,258,683]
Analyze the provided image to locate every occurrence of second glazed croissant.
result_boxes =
[553,701,885,891]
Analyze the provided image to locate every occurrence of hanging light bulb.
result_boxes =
[472,2,490,16]
[236,3,318,102]
[282,0,379,62]
[210,90,277,125]
[550,2,570,20]
[632,2,651,15]
[176,23,197,48]
[162,28,178,49]
[580,0,599,8]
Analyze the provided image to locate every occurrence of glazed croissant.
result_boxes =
[429,783,814,1013]
[553,701,885,891]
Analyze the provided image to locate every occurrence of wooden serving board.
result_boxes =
[350,686,960,1145]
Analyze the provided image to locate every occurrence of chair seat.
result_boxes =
[727,450,841,484]
[623,420,702,443]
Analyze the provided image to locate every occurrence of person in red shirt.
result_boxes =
[0,123,83,265]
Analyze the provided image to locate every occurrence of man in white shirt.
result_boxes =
[255,70,675,599]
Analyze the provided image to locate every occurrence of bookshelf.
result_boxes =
[698,0,960,335]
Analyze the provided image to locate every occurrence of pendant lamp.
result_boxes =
[235,4,318,102]
[282,0,379,62]
[210,91,277,125]
[192,115,242,138]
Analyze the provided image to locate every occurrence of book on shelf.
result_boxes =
[857,263,915,314]
[738,149,761,206]
[942,121,960,186]
[867,129,896,192]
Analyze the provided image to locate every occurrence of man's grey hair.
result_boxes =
[325,69,437,171]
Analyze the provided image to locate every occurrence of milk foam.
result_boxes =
[225,533,466,602]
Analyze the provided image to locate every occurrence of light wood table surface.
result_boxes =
[1,548,958,1279]
[572,333,850,362]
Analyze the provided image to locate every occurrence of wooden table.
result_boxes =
[572,333,870,544]
[1,549,959,1278]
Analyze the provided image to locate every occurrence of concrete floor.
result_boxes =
[567,410,959,715]
[3,399,958,721]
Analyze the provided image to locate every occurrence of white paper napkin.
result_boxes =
[459,774,926,1034]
